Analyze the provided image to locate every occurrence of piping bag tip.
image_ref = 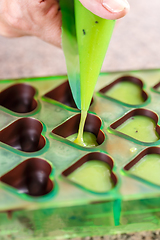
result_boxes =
[60,0,115,110]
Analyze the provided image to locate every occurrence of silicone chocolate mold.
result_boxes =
[52,112,105,147]
[43,80,93,110]
[1,70,160,238]
[0,117,45,152]
[0,83,37,113]
[1,158,53,197]
[62,152,117,193]
[124,147,160,187]
[98,76,148,106]
[110,108,160,143]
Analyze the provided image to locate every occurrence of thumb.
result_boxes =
[79,0,130,20]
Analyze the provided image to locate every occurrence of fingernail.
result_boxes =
[102,0,130,13]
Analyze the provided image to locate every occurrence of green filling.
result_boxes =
[67,132,98,147]
[116,116,160,142]
[129,154,160,186]
[106,81,144,105]
[68,160,114,192]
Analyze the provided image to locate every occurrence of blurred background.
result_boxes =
[0,0,160,80]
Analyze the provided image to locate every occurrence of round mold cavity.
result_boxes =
[62,152,117,194]
[43,80,93,110]
[0,83,38,113]
[1,158,54,197]
[0,117,46,152]
[52,113,105,148]
[124,147,160,187]
[98,75,148,106]
[110,108,160,144]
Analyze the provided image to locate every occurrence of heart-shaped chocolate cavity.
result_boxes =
[0,83,37,113]
[52,113,105,148]
[1,158,54,197]
[152,81,160,93]
[43,80,93,110]
[62,152,117,193]
[98,76,148,106]
[110,108,160,143]
[0,118,46,152]
[124,147,160,186]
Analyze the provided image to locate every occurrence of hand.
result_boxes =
[0,0,130,48]
[80,0,130,20]
[0,0,61,47]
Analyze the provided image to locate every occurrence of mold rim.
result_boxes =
[0,74,67,84]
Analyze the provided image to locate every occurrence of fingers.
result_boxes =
[34,0,60,16]
[79,0,130,20]
[33,0,62,47]
[38,9,62,48]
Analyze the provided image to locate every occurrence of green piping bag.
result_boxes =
[60,0,115,111]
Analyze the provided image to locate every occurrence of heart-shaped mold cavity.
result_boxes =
[52,113,105,148]
[98,76,148,106]
[152,81,160,93]
[110,108,160,143]
[0,118,45,152]
[124,147,160,186]
[0,83,37,113]
[62,152,117,193]
[43,80,93,110]
[1,158,54,197]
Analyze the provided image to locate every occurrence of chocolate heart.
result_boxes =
[51,113,105,148]
[110,108,160,143]
[0,117,45,152]
[98,76,148,106]
[43,80,93,110]
[1,158,54,197]
[152,81,160,93]
[124,147,160,187]
[0,83,37,113]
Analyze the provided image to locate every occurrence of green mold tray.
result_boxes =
[1,69,160,239]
